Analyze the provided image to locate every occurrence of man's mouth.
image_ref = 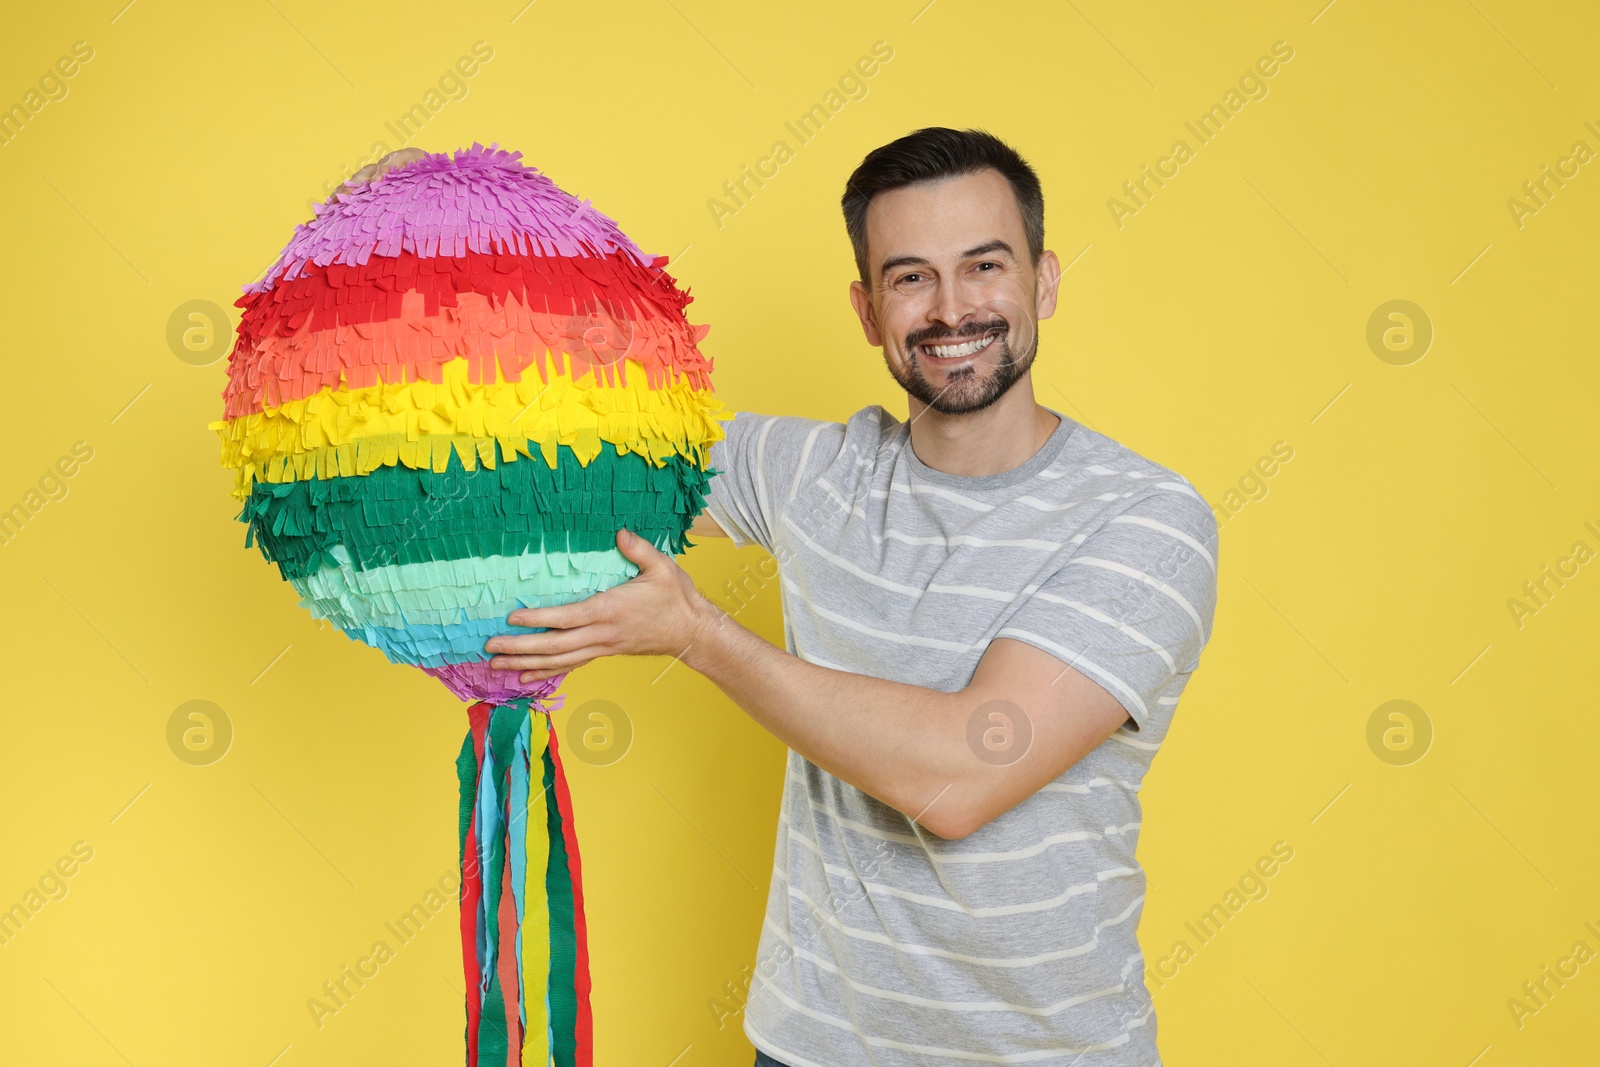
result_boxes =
[916,330,1002,361]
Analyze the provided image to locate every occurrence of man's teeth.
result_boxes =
[924,334,995,358]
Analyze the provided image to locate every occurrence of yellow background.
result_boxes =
[1,1,1596,1064]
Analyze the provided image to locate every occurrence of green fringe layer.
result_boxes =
[241,444,712,581]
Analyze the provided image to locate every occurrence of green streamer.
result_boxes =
[543,743,579,1067]
[454,727,478,1054]
[477,704,529,1061]
[240,445,714,580]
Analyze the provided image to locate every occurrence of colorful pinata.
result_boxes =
[210,143,726,1065]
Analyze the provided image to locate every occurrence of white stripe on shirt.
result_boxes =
[762,916,1127,1015]
[1109,513,1217,572]
[747,983,1135,1063]
[800,790,1141,864]
[993,625,1150,720]
[781,514,1022,602]
[1067,556,1205,633]
[787,828,1100,916]
[772,876,1137,968]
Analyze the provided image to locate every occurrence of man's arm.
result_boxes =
[332,155,1111,832]
[677,601,1130,841]
[485,529,1128,840]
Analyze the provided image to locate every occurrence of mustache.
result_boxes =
[905,318,1009,350]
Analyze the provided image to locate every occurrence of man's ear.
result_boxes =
[849,280,884,347]
[1034,249,1062,321]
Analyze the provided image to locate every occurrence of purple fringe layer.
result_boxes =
[423,660,568,706]
[248,143,655,294]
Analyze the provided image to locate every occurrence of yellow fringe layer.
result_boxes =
[211,356,729,499]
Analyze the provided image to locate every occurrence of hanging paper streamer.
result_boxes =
[457,699,592,1065]
[211,144,726,1065]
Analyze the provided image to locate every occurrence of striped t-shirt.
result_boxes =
[702,405,1219,1066]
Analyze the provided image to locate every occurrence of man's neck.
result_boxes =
[904,375,1062,478]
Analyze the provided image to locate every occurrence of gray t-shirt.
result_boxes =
[703,405,1219,1066]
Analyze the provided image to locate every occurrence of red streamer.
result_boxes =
[461,701,491,1066]
[547,725,594,1065]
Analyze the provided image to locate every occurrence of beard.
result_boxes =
[886,316,1038,416]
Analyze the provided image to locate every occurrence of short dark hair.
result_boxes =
[841,127,1044,285]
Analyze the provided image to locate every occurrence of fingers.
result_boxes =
[375,146,428,175]
[504,597,602,631]
[490,645,608,676]
[617,528,671,570]
[519,663,588,684]
[329,147,431,200]
[486,622,608,659]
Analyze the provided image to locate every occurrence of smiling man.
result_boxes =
[486,127,1220,1066]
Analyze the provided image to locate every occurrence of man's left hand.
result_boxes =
[484,529,715,684]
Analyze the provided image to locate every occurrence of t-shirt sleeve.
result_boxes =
[701,411,842,555]
[995,484,1220,731]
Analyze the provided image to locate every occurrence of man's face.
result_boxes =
[849,168,1060,416]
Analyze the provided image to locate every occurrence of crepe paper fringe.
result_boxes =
[458,700,592,1067]
[427,660,567,706]
[226,287,709,418]
[253,143,652,294]
[262,515,690,586]
[241,445,711,581]
[326,610,561,668]
[299,583,614,636]
[218,147,711,1064]
[291,547,639,629]
[212,356,727,499]
[226,250,711,415]
[241,248,691,348]
[324,591,686,668]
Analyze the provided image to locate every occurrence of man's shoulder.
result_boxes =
[724,406,887,437]
[1056,419,1215,531]
[721,405,897,463]
[841,404,907,450]
[1060,418,1187,483]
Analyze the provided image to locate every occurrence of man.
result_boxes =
[485,128,1219,1065]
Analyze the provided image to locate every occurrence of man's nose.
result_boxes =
[928,278,980,332]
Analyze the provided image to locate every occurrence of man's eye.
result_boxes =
[975,261,999,272]
[897,273,925,285]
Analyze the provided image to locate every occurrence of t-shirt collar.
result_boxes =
[900,405,1080,491]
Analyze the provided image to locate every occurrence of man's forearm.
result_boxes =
[487,530,1130,838]
[680,596,977,836]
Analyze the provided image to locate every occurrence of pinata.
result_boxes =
[210,143,726,1065]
